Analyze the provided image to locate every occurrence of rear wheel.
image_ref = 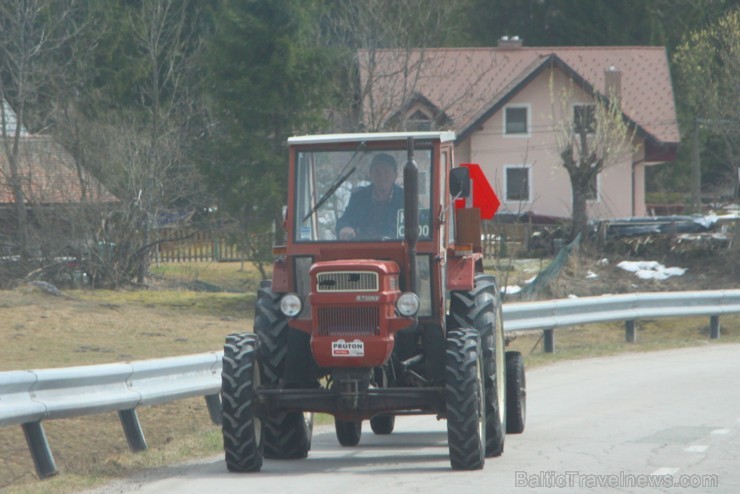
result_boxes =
[221,333,262,472]
[449,274,505,457]
[335,419,362,446]
[254,281,313,460]
[370,414,395,435]
[254,281,288,385]
[445,328,485,470]
[263,412,314,459]
[505,351,526,434]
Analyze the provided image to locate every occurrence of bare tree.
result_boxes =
[675,9,740,202]
[70,0,209,286]
[320,0,476,131]
[548,71,635,242]
[0,0,82,266]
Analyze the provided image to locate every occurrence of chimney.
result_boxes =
[498,35,523,49]
[604,66,621,106]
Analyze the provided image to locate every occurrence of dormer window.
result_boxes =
[406,109,432,131]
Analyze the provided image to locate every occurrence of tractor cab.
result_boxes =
[277,132,456,353]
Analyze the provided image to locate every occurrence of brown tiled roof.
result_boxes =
[0,136,118,205]
[358,46,680,145]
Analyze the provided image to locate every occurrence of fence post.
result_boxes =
[213,238,220,262]
[710,315,720,339]
[543,328,555,353]
[118,409,148,452]
[625,320,637,343]
[22,421,58,479]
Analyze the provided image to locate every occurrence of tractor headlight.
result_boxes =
[280,293,303,317]
[396,292,420,317]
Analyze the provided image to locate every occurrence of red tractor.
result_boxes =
[221,132,526,471]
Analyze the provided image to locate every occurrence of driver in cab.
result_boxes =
[336,153,403,240]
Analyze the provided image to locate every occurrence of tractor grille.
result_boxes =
[317,307,380,336]
[316,271,378,292]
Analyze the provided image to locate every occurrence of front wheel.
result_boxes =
[449,274,505,457]
[335,419,362,446]
[445,328,486,470]
[221,333,262,472]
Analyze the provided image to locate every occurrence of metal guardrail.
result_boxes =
[0,352,223,478]
[503,289,740,351]
[1,289,739,479]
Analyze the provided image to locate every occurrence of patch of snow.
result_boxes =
[677,232,728,241]
[617,260,659,273]
[597,258,609,266]
[568,294,578,299]
[502,285,521,295]
[692,213,718,229]
[617,260,687,281]
[524,275,537,284]
[585,271,598,279]
[661,266,687,277]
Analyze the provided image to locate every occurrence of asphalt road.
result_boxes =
[89,344,740,494]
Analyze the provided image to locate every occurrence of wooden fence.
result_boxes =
[153,229,246,263]
[481,220,566,258]
[152,221,558,263]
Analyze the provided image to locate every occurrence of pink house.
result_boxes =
[358,39,680,220]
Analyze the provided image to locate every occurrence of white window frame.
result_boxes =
[503,164,532,203]
[502,104,531,137]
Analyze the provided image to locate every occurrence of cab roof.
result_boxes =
[288,131,456,146]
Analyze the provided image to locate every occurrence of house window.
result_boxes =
[406,110,432,131]
[574,104,596,134]
[504,106,528,135]
[504,165,531,201]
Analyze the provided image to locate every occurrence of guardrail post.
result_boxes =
[543,329,555,353]
[22,421,58,479]
[625,320,637,343]
[205,393,222,425]
[118,409,147,452]
[710,315,720,339]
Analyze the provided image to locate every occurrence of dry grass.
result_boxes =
[0,262,260,493]
[0,258,737,493]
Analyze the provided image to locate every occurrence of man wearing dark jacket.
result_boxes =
[336,153,403,240]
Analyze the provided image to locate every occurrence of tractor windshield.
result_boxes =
[294,148,433,242]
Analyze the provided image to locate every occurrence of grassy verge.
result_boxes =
[0,262,262,493]
[1,260,737,493]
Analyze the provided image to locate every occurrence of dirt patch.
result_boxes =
[498,248,739,301]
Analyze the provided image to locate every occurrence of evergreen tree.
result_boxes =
[200,0,331,274]
[463,0,732,53]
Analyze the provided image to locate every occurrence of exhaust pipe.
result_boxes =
[404,138,418,293]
